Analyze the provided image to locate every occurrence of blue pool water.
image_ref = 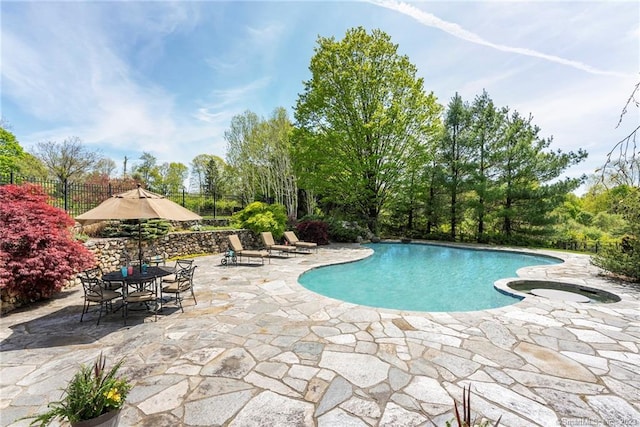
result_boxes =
[299,243,561,312]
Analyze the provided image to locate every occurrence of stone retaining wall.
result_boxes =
[86,229,258,272]
[0,229,257,314]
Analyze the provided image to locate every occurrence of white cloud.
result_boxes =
[367,0,633,78]
[191,78,273,134]
[246,23,285,46]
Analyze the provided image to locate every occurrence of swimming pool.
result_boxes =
[298,243,562,312]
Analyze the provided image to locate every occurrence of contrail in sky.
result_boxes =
[368,0,630,78]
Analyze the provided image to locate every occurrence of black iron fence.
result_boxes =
[0,172,243,218]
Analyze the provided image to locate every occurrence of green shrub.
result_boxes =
[98,219,172,239]
[591,211,629,236]
[591,189,640,282]
[326,219,366,242]
[217,199,241,216]
[231,202,287,238]
[74,233,90,243]
[592,234,640,281]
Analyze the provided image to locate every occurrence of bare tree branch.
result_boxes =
[616,79,640,129]
[599,77,640,187]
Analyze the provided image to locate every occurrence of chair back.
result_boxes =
[228,234,244,252]
[261,232,276,247]
[175,259,194,271]
[147,254,166,266]
[176,265,197,291]
[284,231,299,245]
[79,267,102,280]
[80,276,104,299]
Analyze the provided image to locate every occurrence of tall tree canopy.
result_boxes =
[225,108,298,217]
[414,91,586,243]
[158,162,189,194]
[440,93,472,239]
[190,154,233,198]
[490,111,587,238]
[0,127,25,175]
[293,27,441,233]
[132,152,161,191]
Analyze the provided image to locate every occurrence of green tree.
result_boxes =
[440,93,472,240]
[204,157,221,197]
[225,110,261,204]
[205,156,234,198]
[0,127,25,175]
[13,152,48,179]
[132,152,161,191]
[190,154,226,193]
[158,162,188,194]
[383,125,441,235]
[582,179,629,214]
[259,108,298,217]
[293,27,441,233]
[423,149,448,236]
[225,108,298,216]
[492,111,587,239]
[468,90,505,242]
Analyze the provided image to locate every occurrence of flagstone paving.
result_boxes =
[1,242,639,427]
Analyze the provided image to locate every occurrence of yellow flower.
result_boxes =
[104,388,121,404]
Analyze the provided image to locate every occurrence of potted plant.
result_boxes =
[27,353,131,427]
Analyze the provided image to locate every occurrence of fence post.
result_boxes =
[10,171,14,184]
[182,188,186,207]
[63,179,69,212]
[213,191,217,219]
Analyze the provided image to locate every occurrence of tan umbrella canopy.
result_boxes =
[76,186,201,225]
[76,186,202,269]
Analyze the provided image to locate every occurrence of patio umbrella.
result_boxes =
[76,185,202,270]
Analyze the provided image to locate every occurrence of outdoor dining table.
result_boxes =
[102,266,175,311]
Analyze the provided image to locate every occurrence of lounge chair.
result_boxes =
[228,234,269,265]
[260,232,297,257]
[284,231,318,253]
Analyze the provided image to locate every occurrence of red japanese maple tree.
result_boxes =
[0,183,95,301]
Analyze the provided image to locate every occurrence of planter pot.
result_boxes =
[71,409,121,427]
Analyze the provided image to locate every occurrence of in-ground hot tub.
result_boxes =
[504,279,621,303]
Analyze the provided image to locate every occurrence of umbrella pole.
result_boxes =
[138,220,143,272]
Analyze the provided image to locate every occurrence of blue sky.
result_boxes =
[1,1,638,190]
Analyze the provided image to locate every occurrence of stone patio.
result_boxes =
[1,242,639,426]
